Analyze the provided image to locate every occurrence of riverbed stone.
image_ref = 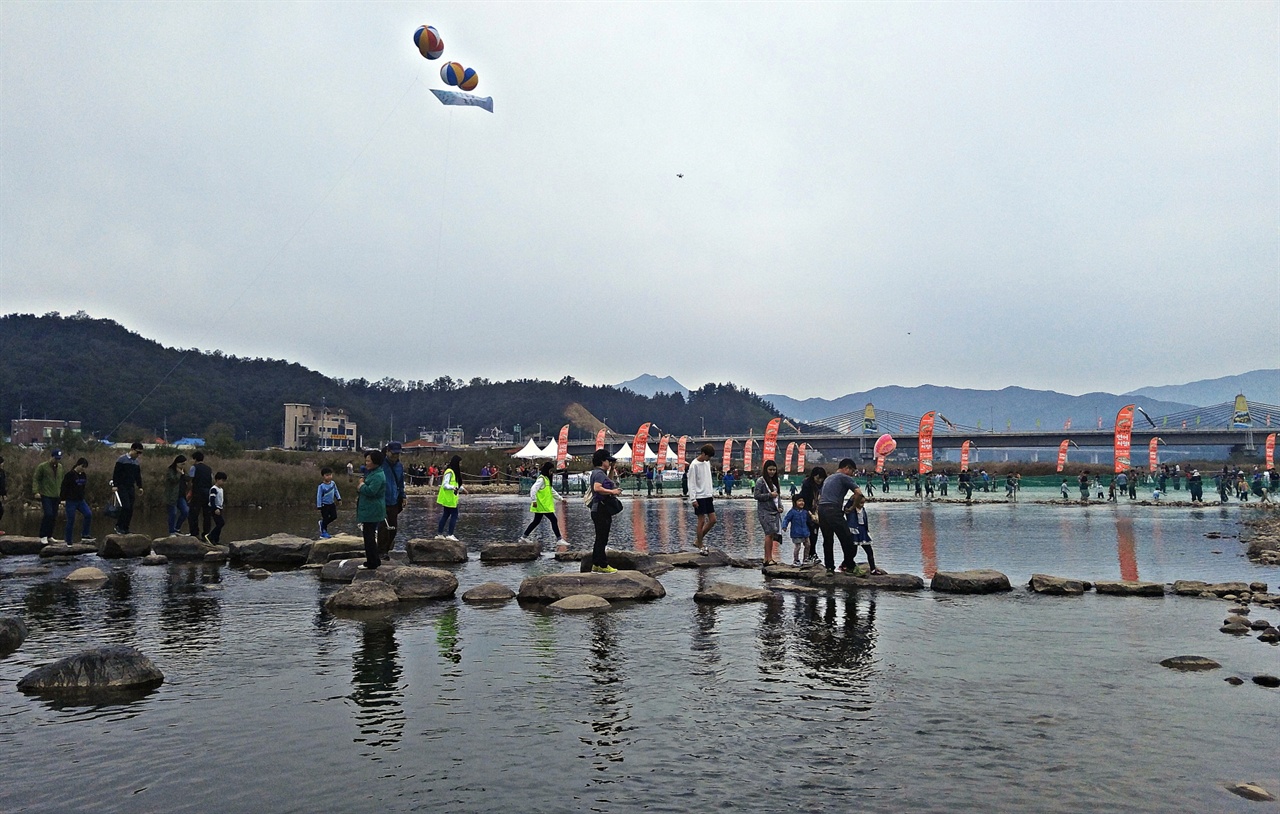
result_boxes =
[39,543,97,558]
[152,535,220,561]
[653,549,731,568]
[1220,622,1250,634]
[320,558,363,582]
[10,566,51,577]
[0,617,28,653]
[1249,581,1268,594]
[462,582,516,602]
[407,537,468,564]
[1172,580,1250,597]
[810,571,926,591]
[931,569,1012,594]
[480,541,540,562]
[307,535,366,565]
[64,566,108,583]
[17,645,163,693]
[204,548,229,563]
[0,536,46,555]
[1028,574,1087,595]
[1094,580,1165,597]
[229,533,313,566]
[1258,628,1278,643]
[577,549,664,576]
[141,554,168,566]
[1226,782,1275,802]
[1225,676,1245,685]
[694,582,773,604]
[1227,605,1250,615]
[550,594,611,611]
[554,549,589,562]
[1253,675,1280,688]
[762,562,826,580]
[98,533,151,559]
[518,572,666,603]
[369,566,458,600]
[766,582,822,595]
[1159,655,1220,671]
[247,568,271,579]
[325,580,399,610]
[1224,615,1250,626]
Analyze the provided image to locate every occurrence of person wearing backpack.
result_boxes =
[519,461,566,546]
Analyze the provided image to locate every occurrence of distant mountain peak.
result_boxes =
[613,374,689,398]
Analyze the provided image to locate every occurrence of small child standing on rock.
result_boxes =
[316,467,342,539]
[781,496,811,565]
[207,472,227,544]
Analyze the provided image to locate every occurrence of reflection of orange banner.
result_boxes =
[632,423,651,475]
[918,412,936,475]
[1267,433,1275,470]
[595,429,606,451]
[876,455,885,474]
[1148,437,1162,472]
[557,424,569,469]
[1114,404,1135,473]
[677,436,688,470]
[920,507,937,579]
[723,439,733,473]
[797,443,807,474]
[762,418,781,464]
[1056,439,1069,472]
[656,435,670,470]
[784,442,796,473]
[744,439,753,474]
[1117,516,1138,581]
[960,440,971,472]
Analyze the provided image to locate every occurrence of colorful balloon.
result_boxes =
[413,25,444,60]
[458,67,479,91]
[874,433,897,458]
[440,62,465,86]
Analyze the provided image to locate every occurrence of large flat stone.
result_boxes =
[576,549,665,576]
[931,569,1012,594]
[366,565,458,600]
[1094,580,1165,597]
[17,645,163,693]
[694,582,774,604]
[462,581,516,602]
[652,550,731,568]
[228,533,313,566]
[762,562,826,580]
[98,533,151,559]
[480,542,540,562]
[64,566,108,582]
[406,537,468,563]
[809,571,926,591]
[1171,580,1250,597]
[307,535,366,565]
[39,543,97,558]
[0,536,46,556]
[1028,574,1088,595]
[151,535,221,561]
[324,580,399,610]
[550,594,611,611]
[320,558,363,582]
[518,572,667,603]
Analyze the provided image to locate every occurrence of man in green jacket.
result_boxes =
[33,449,64,545]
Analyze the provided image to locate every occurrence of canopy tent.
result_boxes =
[611,442,634,462]
[512,439,547,459]
[539,439,574,461]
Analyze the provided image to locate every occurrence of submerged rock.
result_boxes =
[0,617,28,654]
[247,568,271,579]
[694,582,773,604]
[462,581,516,602]
[1028,574,1087,595]
[1159,655,1220,671]
[480,542,540,562]
[931,569,1012,594]
[17,645,163,693]
[550,594,611,611]
[406,537,468,564]
[97,533,151,559]
[64,566,107,583]
[140,554,168,566]
[229,533,312,566]
[518,572,666,603]
[0,536,46,556]
[325,580,399,610]
[1093,580,1165,597]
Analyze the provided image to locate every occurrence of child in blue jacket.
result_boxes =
[781,495,811,565]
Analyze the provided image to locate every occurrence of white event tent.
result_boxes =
[539,439,573,461]
[512,439,547,459]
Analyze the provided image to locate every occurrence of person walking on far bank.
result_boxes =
[164,455,188,535]
[436,455,465,541]
[688,443,717,552]
[111,442,145,535]
[60,457,93,544]
[33,449,64,544]
[188,451,213,538]
[755,460,783,565]
[378,442,405,555]
[588,449,620,573]
[521,460,566,547]
[356,450,387,570]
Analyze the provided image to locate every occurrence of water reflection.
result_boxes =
[631,499,647,553]
[755,593,787,678]
[349,618,405,755]
[580,614,633,776]
[157,565,222,657]
[920,507,938,578]
[434,606,461,664]
[795,594,878,689]
[1116,517,1138,581]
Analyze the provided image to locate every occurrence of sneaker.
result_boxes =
[837,564,847,572]
[555,538,568,546]
[516,536,529,543]
[39,537,50,545]
[320,532,332,539]
[793,559,802,566]
[434,534,446,540]
[81,536,95,543]
[591,565,618,574]
[446,535,459,541]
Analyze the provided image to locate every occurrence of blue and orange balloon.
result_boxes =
[414,25,443,60]
[458,68,478,91]
[440,62,465,86]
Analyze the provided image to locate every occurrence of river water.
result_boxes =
[1,495,1277,813]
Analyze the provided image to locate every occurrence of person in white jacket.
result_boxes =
[687,443,717,551]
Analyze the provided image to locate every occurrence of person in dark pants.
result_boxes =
[377,442,405,555]
[60,457,93,543]
[207,472,228,544]
[817,458,876,573]
[588,449,620,573]
[188,451,214,538]
[357,449,387,570]
[111,442,145,534]
[32,449,64,544]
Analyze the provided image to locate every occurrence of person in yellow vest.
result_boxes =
[519,461,566,547]
[435,455,465,541]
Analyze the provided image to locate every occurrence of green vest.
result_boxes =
[531,475,555,513]
[438,470,460,508]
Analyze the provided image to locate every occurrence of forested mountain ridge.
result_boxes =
[0,313,785,446]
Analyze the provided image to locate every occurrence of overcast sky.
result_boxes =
[2,2,1275,399]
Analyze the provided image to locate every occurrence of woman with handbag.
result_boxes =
[588,449,621,574]
[754,460,783,565]
[520,460,566,546]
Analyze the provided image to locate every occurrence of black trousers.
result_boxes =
[377,502,402,554]
[320,503,338,532]
[189,495,210,536]
[117,488,137,533]
[208,510,225,543]
[817,505,857,571]
[590,509,611,566]
[362,521,381,569]
[523,512,561,539]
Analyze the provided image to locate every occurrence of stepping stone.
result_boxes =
[550,594,611,612]
[652,550,730,568]
[0,536,45,555]
[811,571,926,591]
[98,533,151,559]
[39,544,96,558]
[462,582,515,602]
[1159,655,1220,671]
[518,571,666,603]
[228,533,312,566]
[480,542,540,562]
[1028,574,1088,595]
[325,580,398,610]
[406,537,468,564]
[693,582,773,604]
[930,569,1012,594]
[1094,580,1165,597]
[64,566,108,583]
